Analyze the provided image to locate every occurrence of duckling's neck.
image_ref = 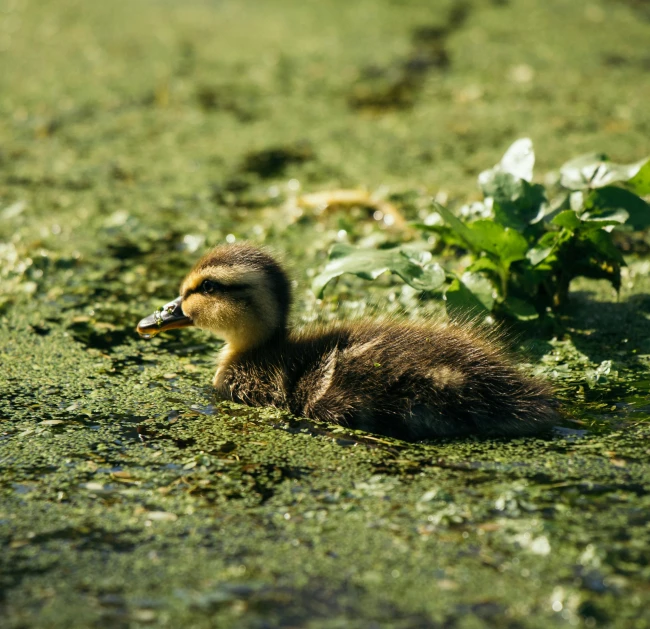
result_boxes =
[213,325,288,388]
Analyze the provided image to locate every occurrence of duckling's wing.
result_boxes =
[290,321,558,440]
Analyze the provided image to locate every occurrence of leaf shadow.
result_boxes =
[562,290,650,370]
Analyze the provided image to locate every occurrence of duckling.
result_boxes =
[136,243,558,440]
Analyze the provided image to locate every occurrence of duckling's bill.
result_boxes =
[136,296,193,339]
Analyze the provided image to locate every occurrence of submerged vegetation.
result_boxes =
[2,0,650,627]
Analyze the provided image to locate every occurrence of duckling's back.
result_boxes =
[218,320,559,440]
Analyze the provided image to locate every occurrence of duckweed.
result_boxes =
[2,0,650,627]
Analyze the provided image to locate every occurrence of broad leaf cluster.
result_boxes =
[313,139,650,320]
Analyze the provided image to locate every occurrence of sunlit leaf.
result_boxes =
[525,231,564,267]
[459,272,496,311]
[526,245,554,266]
[464,221,529,266]
[479,170,522,201]
[437,206,528,266]
[581,209,629,227]
[559,152,608,190]
[585,360,614,388]
[627,159,650,195]
[445,277,490,316]
[479,138,535,184]
[552,208,627,233]
[552,210,581,230]
[475,139,546,230]
[584,187,650,230]
[312,244,446,297]
[499,138,535,182]
[466,256,501,275]
[560,153,650,193]
[533,192,570,225]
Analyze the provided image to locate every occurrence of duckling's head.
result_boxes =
[137,244,291,352]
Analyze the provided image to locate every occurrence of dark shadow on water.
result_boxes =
[563,291,650,366]
[559,290,650,424]
[178,578,439,628]
[348,3,470,111]
[0,524,142,600]
[69,319,134,352]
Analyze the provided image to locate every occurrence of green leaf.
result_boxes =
[500,138,536,181]
[495,184,546,230]
[559,152,608,190]
[526,245,554,266]
[466,256,501,275]
[445,276,492,316]
[627,159,650,195]
[526,231,563,267]
[476,139,545,230]
[482,138,535,183]
[552,210,581,230]
[502,296,539,321]
[479,170,522,201]
[533,192,570,225]
[581,209,629,227]
[551,208,627,234]
[560,153,650,193]
[586,360,614,388]
[437,206,528,267]
[459,272,496,310]
[400,250,448,291]
[464,220,529,266]
[584,186,650,230]
[312,244,446,297]
[435,203,477,247]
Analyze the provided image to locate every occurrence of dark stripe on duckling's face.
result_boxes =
[183,279,251,300]
[189,244,292,324]
[176,247,291,343]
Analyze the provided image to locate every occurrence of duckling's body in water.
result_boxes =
[137,244,558,440]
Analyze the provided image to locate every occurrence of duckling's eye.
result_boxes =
[201,280,217,295]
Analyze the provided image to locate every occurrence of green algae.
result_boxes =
[2,0,650,627]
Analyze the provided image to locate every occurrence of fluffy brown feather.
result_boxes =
[217,318,558,440]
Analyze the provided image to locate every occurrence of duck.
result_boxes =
[136,243,558,440]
